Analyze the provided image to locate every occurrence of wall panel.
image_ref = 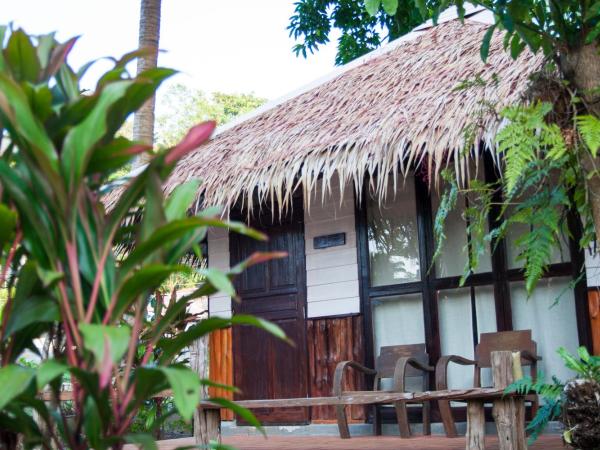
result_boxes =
[306,315,366,422]
[209,327,234,420]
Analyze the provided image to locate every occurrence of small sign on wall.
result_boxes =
[313,232,346,250]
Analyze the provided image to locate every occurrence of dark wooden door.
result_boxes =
[230,199,309,424]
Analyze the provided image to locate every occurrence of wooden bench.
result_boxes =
[196,351,527,450]
[43,351,527,450]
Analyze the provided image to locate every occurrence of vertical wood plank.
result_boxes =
[209,328,234,421]
[589,289,600,355]
[305,315,366,422]
[466,401,485,450]
[194,408,221,446]
[491,351,526,450]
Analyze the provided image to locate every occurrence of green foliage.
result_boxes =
[578,114,600,157]
[434,101,592,296]
[506,346,600,443]
[288,0,429,65]
[155,83,266,148]
[289,0,600,72]
[0,28,285,449]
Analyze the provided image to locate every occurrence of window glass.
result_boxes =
[438,288,475,390]
[367,176,420,286]
[474,285,497,387]
[431,179,492,278]
[505,220,571,269]
[510,277,579,382]
[372,294,425,391]
[437,286,497,390]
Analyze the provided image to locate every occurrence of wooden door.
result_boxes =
[230,199,309,424]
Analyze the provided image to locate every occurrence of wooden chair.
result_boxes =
[435,330,542,437]
[334,343,433,438]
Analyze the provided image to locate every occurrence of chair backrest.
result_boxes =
[375,344,428,378]
[475,330,537,368]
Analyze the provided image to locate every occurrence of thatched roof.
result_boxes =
[135,9,544,212]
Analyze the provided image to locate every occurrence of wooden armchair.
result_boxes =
[334,343,433,438]
[435,330,542,437]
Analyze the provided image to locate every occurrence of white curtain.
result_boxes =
[510,277,579,382]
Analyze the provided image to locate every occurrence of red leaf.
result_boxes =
[43,37,78,80]
[245,251,288,267]
[165,121,216,165]
[125,144,152,155]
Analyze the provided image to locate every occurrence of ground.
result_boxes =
[148,435,564,449]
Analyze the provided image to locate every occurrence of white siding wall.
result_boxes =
[304,180,360,318]
[207,227,232,318]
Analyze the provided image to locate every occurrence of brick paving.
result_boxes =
[152,435,564,449]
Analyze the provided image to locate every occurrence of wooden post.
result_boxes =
[466,401,486,450]
[194,406,221,445]
[491,351,527,450]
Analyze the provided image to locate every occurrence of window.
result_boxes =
[358,156,588,390]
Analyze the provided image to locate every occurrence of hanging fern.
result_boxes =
[577,114,600,157]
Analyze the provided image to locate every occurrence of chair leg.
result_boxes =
[336,405,351,439]
[438,399,458,438]
[373,405,382,436]
[394,401,411,438]
[422,401,431,436]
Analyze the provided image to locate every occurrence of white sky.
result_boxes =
[2,0,340,100]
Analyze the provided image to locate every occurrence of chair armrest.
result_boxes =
[333,361,377,396]
[520,350,542,362]
[435,355,476,390]
[393,357,433,392]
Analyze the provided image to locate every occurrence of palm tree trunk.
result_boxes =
[133,0,162,164]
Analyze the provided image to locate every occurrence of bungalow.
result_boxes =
[164,6,598,429]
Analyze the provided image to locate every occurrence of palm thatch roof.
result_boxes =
[126,9,545,213]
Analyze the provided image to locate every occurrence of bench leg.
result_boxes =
[491,351,527,450]
[336,405,351,439]
[394,401,411,438]
[194,407,221,446]
[466,400,485,450]
[422,401,431,436]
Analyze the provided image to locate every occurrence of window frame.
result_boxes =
[356,153,593,372]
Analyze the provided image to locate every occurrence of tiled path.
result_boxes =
[152,435,564,449]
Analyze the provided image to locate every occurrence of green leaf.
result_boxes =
[160,367,201,421]
[4,295,59,336]
[0,203,17,249]
[578,115,600,157]
[125,434,158,450]
[87,137,150,175]
[0,25,7,70]
[0,365,34,410]
[201,268,236,297]
[0,73,58,173]
[115,264,190,318]
[364,0,381,16]
[381,0,398,15]
[61,80,133,190]
[37,360,68,390]
[4,29,41,82]
[209,397,264,435]
[158,314,288,364]
[79,324,131,366]
[480,25,496,62]
[165,180,200,221]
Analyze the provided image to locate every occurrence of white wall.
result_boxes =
[207,227,232,318]
[304,180,361,318]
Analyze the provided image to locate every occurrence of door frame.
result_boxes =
[229,194,310,424]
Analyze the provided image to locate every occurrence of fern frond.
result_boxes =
[577,114,600,157]
[432,170,458,270]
